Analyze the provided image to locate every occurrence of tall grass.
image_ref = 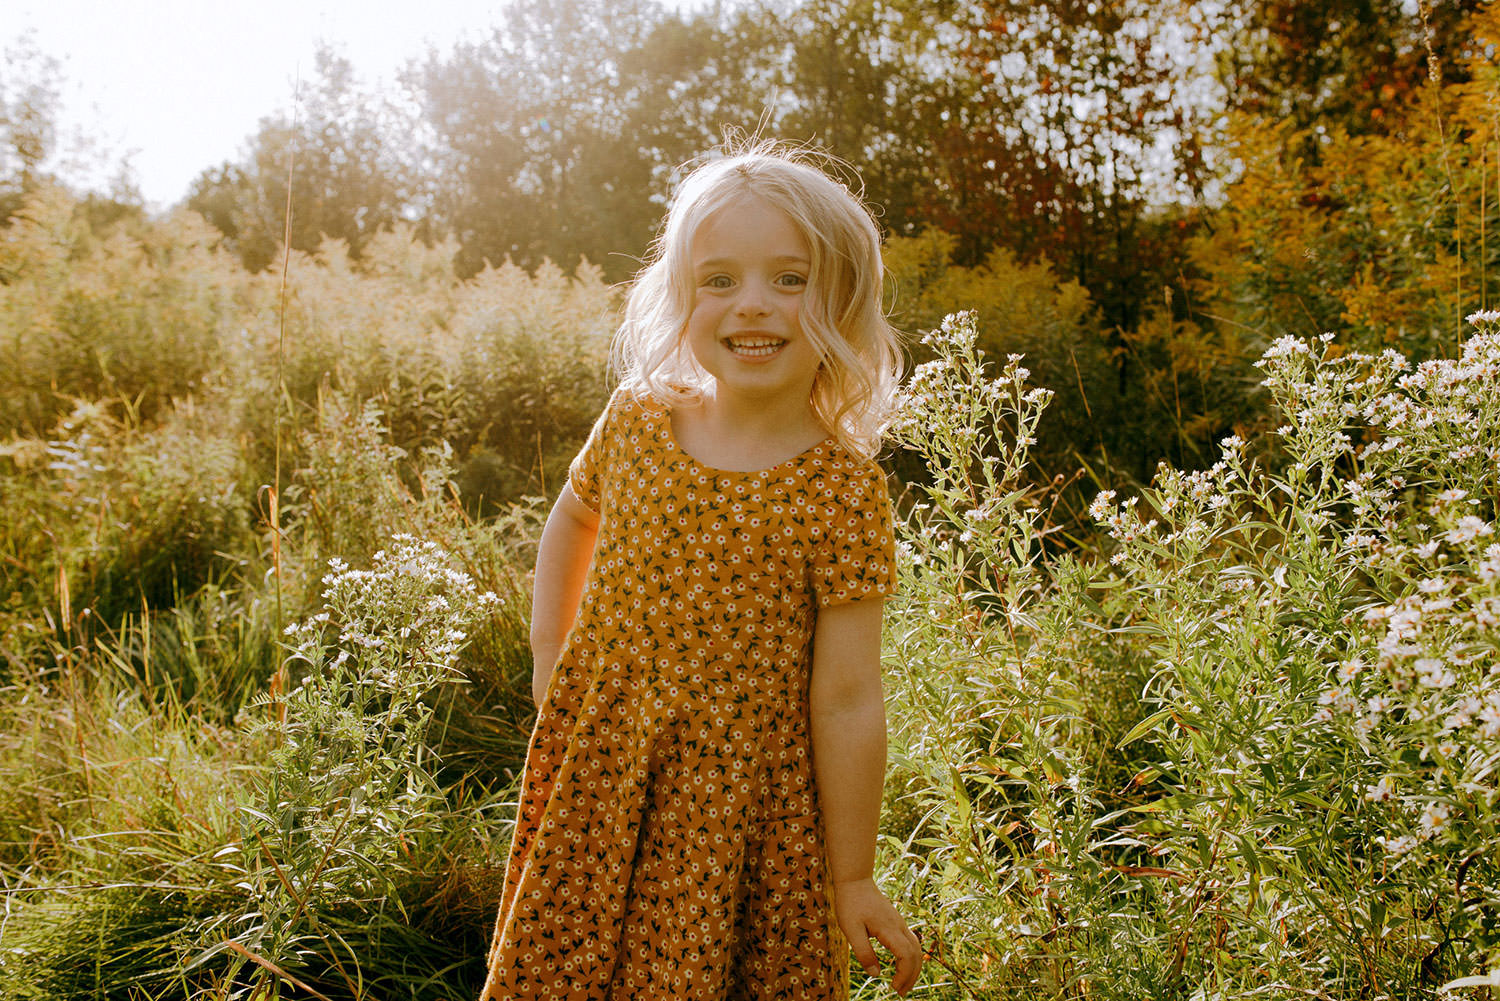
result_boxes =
[0,188,601,997]
[0,521,537,997]
[877,311,1500,998]
[5,161,1500,997]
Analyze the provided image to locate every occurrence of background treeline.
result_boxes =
[4,1,1500,998]
[180,0,1484,484]
[6,0,1486,489]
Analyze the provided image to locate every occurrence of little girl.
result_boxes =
[482,142,923,1000]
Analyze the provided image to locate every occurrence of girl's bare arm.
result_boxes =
[529,482,600,705]
[810,599,922,996]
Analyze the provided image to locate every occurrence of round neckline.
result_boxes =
[662,407,832,476]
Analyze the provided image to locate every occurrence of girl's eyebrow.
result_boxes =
[693,254,811,269]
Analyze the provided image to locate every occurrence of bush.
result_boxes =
[0,536,524,999]
[1192,6,1500,363]
[0,398,257,685]
[885,229,1252,506]
[877,311,1500,998]
[0,184,248,437]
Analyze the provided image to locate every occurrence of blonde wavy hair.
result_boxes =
[612,141,903,460]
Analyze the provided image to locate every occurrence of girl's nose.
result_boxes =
[733,279,772,316]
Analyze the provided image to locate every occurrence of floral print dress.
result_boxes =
[481,388,895,1001]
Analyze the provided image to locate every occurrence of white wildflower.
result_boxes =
[1418,803,1451,838]
[1416,657,1457,689]
[1444,697,1481,729]
[1477,544,1500,582]
[1375,834,1418,855]
[1479,696,1500,738]
[1447,515,1494,545]
[1088,490,1117,522]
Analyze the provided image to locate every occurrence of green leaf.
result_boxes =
[1117,708,1175,749]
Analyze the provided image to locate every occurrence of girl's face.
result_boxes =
[683,194,823,415]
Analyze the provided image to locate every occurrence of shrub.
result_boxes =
[878,311,1500,998]
[196,536,503,992]
[0,398,257,685]
[0,184,248,437]
[1191,5,1500,363]
[884,230,1252,505]
[881,312,1137,996]
[0,536,521,999]
[232,233,615,513]
[885,231,1110,483]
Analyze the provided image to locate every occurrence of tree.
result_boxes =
[410,0,769,279]
[1212,0,1485,150]
[925,0,1214,335]
[0,32,64,221]
[188,47,417,271]
[742,0,966,242]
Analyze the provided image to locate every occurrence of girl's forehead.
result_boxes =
[690,194,809,252]
[700,191,785,223]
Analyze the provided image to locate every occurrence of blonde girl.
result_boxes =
[482,142,923,1000]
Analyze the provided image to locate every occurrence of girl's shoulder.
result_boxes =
[605,382,673,415]
[805,439,892,508]
[595,382,669,431]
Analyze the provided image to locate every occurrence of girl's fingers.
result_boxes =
[872,920,923,995]
[845,916,881,975]
[893,931,922,993]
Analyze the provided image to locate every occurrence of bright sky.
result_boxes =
[8,0,696,210]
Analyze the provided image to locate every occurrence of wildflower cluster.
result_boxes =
[888,311,1054,585]
[1359,318,1500,493]
[232,536,501,961]
[890,311,1054,486]
[1327,497,1500,863]
[1088,436,1247,568]
[1086,318,1500,984]
[281,534,500,687]
[266,535,500,795]
[883,312,1099,982]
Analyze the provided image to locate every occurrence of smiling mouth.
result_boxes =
[724,335,786,358]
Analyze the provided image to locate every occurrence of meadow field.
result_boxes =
[3,1,1500,998]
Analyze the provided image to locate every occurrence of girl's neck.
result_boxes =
[672,385,828,472]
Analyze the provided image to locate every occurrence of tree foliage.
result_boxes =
[1213,0,1485,147]
[1195,3,1500,359]
[0,32,64,221]
[408,0,770,279]
[54,0,1486,486]
[187,48,416,272]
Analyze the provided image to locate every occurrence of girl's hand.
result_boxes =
[834,878,922,996]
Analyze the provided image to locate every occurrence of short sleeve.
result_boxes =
[811,463,897,608]
[567,390,621,513]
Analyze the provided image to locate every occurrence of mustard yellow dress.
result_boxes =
[482,388,895,1000]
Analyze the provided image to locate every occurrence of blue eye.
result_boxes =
[703,275,733,289]
[776,273,808,288]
